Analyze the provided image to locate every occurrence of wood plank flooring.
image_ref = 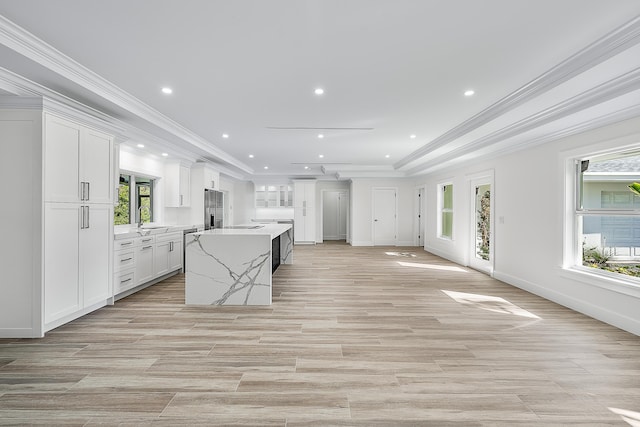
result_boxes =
[1,242,640,425]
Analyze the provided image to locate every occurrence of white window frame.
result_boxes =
[438,182,454,240]
[562,147,640,298]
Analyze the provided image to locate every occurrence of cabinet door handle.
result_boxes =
[80,206,85,229]
[120,278,132,283]
[86,182,90,201]
[85,205,90,229]
[303,200,306,208]
[142,245,153,250]
[142,238,152,242]
[121,257,132,262]
[121,241,132,246]
[80,182,85,201]
[169,241,173,252]
[303,208,306,217]
[180,194,183,206]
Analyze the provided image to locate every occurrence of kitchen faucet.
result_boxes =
[137,205,150,228]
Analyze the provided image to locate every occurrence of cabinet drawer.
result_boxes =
[114,249,135,272]
[114,238,136,251]
[137,235,155,246]
[156,232,182,243]
[114,270,136,294]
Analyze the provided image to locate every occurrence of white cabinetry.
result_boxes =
[136,236,155,285]
[155,232,183,277]
[45,114,113,204]
[44,203,81,323]
[190,163,221,226]
[0,102,116,338]
[113,231,183,298]
[255,184,293,207]
[114,238,136,295]
[293,180,316,244]
[43,113,114,330]
[165,161,191,207]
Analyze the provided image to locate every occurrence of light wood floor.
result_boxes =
[1,242,639,426]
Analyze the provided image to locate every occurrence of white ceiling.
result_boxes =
[1,1,640,180]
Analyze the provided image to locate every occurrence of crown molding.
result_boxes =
[0,15,253,175]
[405,67,640,176]
[0,95,41,109]
[395,14,640,170]
[410,103,640,177]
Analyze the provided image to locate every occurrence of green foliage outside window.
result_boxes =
[114,175,130,225]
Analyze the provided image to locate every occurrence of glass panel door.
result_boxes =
[469,177,493,275]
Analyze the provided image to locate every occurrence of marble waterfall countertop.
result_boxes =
[185,223,293,305]
[191,223,292,239]
[114,224,200,240]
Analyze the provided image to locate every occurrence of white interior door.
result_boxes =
[373,188,396,245]
[469,177,493,274]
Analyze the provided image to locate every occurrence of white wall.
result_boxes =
[419,115,640,336]
[350,178,416,246]
[233,180,255,225]
[0,109,43,337]
[219,177,235,227]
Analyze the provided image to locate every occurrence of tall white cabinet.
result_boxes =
[43,114,114,329]
[0,98,116,338]
[293,180,317,244]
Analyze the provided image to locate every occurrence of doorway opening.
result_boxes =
[320,190,349,243]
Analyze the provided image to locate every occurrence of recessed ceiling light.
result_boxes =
[137,144,145,148]
[222,133,229,139]
[248,154,254,158]
[464,89,475,97]
[410,134,417,139]
[161,87,173,94]
[385,154,390,158]
[161,152,168,157]
[304,166,309,170]
[314,88,324,95]
[318,134,324,139]
[264,166,269,170]
[319,154,324,158]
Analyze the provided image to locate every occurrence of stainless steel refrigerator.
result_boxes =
[204,188,224,230]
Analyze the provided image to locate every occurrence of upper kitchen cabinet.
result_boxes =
[255,184,293,207]
[190,163,220,226]
[165,161,191,207]
[44,114,114,204]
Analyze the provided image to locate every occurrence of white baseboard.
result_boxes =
[423,245,466,265]
[396,240,416,247]
[351,240,373,246]
[493,270,640,336]
[0,327,43,338]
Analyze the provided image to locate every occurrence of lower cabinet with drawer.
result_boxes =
[113,231,183,299]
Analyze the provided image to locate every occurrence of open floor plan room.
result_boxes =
[1,243,639,425]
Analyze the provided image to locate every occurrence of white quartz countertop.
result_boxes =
[114,224,200,240]
[192,223,292,239]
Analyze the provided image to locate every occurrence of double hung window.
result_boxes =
[574,151,640,280]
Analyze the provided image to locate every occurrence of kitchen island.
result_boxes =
[185,224,292,305]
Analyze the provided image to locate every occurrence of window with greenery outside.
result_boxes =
[441,184,453,239]
[578,153,640,279]
[114,174,130,225]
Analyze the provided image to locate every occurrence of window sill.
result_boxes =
[560,266,640,299]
